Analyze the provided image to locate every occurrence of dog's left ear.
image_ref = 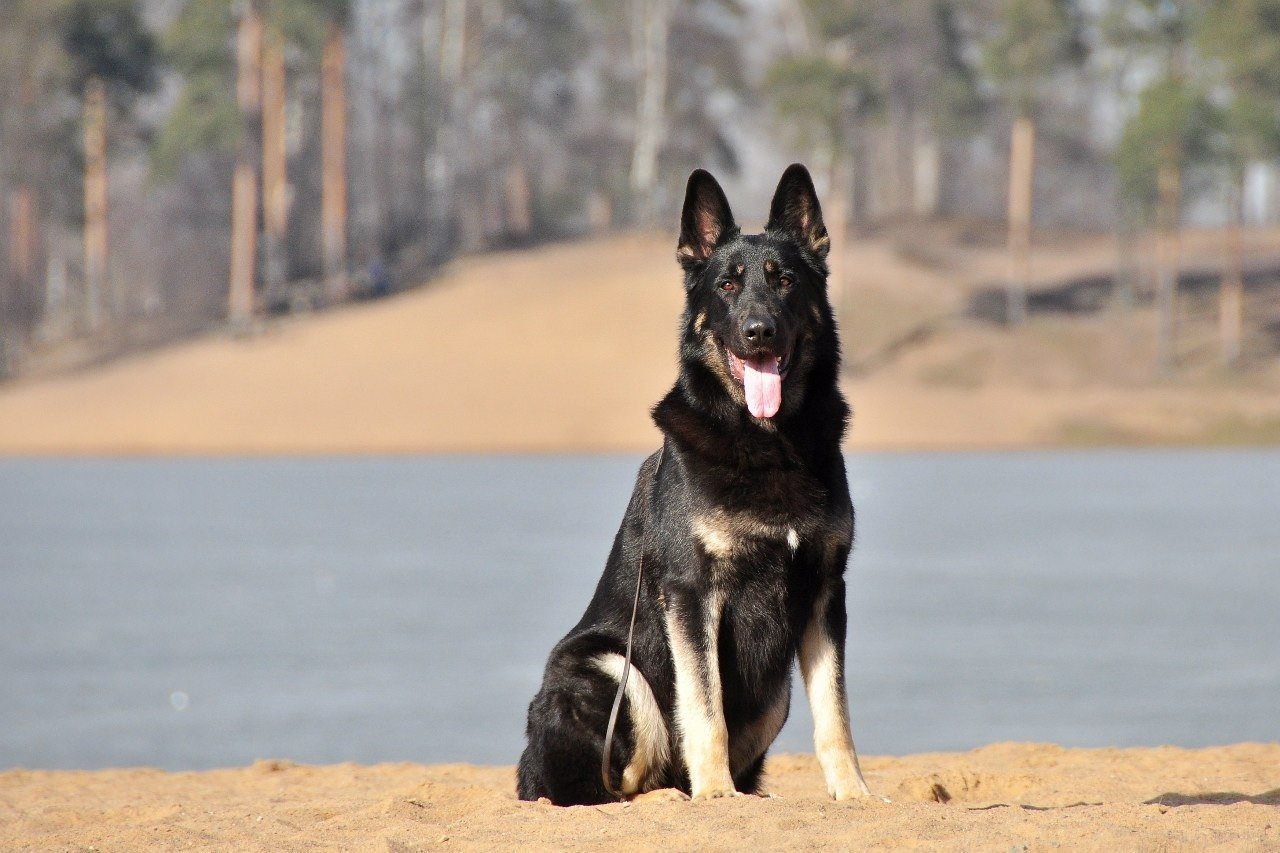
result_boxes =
[766,164,829,258]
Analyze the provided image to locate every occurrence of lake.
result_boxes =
[1,452,1277,771]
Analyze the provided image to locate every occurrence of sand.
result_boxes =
[3,232,1279,454]
[2,744,1277,850]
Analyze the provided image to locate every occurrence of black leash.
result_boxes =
[601,444,664,799]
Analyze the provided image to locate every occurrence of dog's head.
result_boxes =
[676,164,836,421]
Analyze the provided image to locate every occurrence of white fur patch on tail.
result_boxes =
[593,653,671,795]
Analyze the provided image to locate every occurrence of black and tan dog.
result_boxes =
[516,165,872,805]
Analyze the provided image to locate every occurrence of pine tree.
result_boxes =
[983,0,1087,325]
[1199,0,1280,366]
[1111,0,1211,376]
[161,0,348,322]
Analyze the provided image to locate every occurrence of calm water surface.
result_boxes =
[1,452,1277,770]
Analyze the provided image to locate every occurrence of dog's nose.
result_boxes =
[742,317,776,343]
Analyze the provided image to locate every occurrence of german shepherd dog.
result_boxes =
[516,165,872,805]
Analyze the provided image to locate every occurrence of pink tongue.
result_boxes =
[744,357,781,419]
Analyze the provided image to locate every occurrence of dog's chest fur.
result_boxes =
[675,439,849,581]
[671,461,850,753]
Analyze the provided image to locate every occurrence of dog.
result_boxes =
[516,164,872,805]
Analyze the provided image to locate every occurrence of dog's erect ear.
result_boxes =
[766,164,829,258]
[677,169,737,269]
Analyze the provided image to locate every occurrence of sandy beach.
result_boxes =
[3,744,1277,850]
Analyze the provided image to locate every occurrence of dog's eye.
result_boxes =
[778,276,793,288]
[719,281,737,292]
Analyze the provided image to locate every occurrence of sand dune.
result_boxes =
[3,744,1277,850]
[0,236,681,454]
[1,232,1278,453]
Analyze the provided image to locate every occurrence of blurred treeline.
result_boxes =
[2,0,1280,376]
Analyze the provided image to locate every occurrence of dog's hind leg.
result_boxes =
[516,656,624,806]
[517,689,612,804]
[592,653,671,795]
[799,577,872,800]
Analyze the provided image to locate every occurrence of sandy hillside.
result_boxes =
[2,744,1277,850]
[2,231,1280,453]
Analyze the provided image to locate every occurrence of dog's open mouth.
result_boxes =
[726,348,790,419]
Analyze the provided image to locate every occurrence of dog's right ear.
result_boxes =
[677,169,737,271]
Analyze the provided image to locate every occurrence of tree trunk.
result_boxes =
[2,186,38,377]
[3,67,41,374]
[504,155,532,240]
[586,188,612,233]
[8,187,37,292]
[261,31,288,307]
[440,0,466,85]
[456,174,484,252]
[322,20,348,302]
[848,128,869,224]
[1005,116,1035,325]
[1113,199,1138,313]
[229,3,262,327]
[1219,179,1244,367]
[912,119,940,218]
[629,0,672,226]
[868,125,898,220]
[371,92,394,254]
[1154,150,1181,377]
[82,76,108,332]
[43,250,69,342]
[890,92,915,218]
[825,153,850,318]
[428,0,467,241]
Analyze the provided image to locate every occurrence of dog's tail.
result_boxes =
[593,653,671,795]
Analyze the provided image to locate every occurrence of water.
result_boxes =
[1,452,1277,771]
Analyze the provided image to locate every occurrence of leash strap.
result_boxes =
[601,445,664,799]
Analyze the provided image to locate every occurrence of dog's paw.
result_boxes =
[692,786,743,801]
[828,777,874,802]
[630,788,690,804]
[834,783,875,799]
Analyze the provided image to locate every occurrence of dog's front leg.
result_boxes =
[799,578,872,800]
[663,588,736,799]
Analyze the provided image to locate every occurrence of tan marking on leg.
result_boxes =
[664,593,737,799]
[799,587,872,800]
[593,653,671,795]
